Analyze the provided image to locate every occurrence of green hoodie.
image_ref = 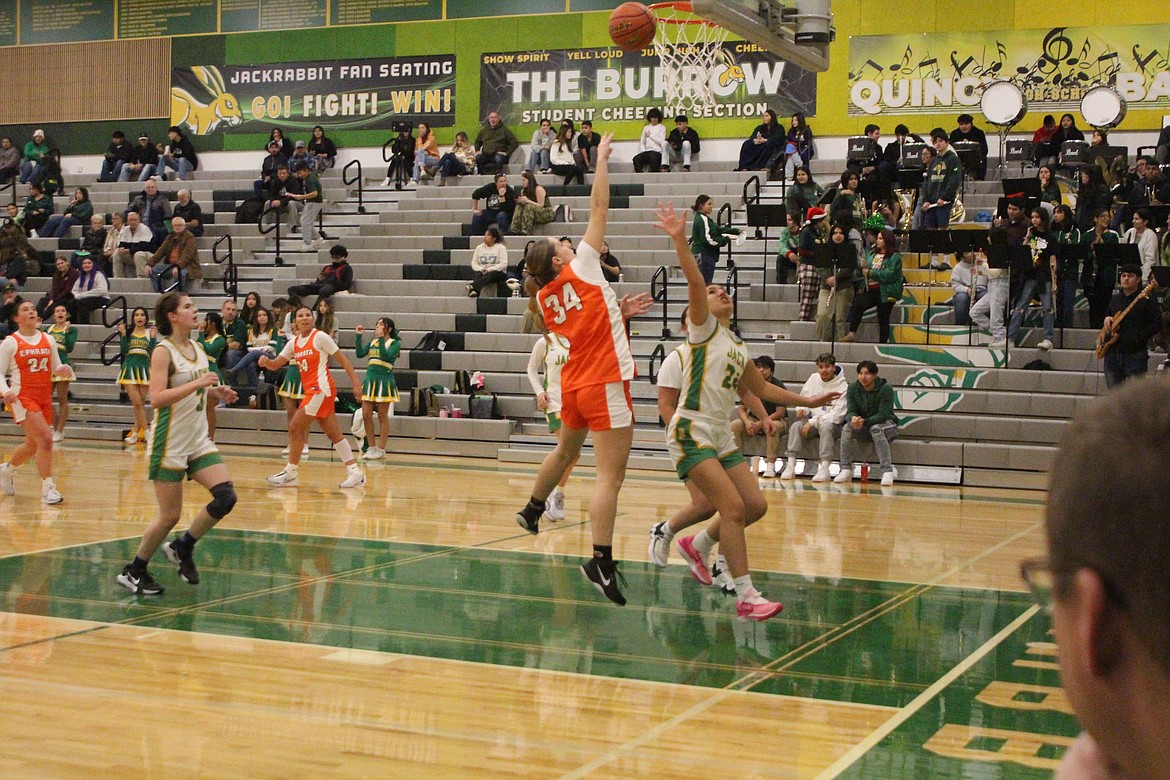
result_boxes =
[23,140,48,164]
[846,376,898,426]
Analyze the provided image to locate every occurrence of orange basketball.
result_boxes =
[609,2,657,52]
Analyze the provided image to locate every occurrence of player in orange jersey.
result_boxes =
[261,303,364,489]
[514,132,654,605]
[0,301,71,504]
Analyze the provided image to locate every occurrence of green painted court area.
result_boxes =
[0,530,1078,775]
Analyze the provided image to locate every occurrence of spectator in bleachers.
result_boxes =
[37,256,77,319]
[474,111,520,174]
[18,130,48,185]
[220,298,248,370]
[289,161,325,249]
[780,353,849,482]
[470,173,516,234]
[730,355,788,478]
[119,133,159,182]
[844,228,903,344]
[126,178,168,236]
[526,118,556,174]
[0,286,22,337]
[112,210,154,278]
[0,137,20,185]
[71,256,109,324]
[36,148,64,196]
[786,112,815,174]
[98,131,132,183]
[665,114,699,172]
[160,126,198,181]
[1075,166,1112,232]
[21,182,52,237]
[785,166,824,223]
[816,222,857,341]
[1007,207,1058,350]
[548,125,583,186]
[917,128,962,230]
[949,113,988,181]
[736,109,783,171]
[466,226,508,298]
[796,207,827,322]
[1100,263,1161,388]
[42,187,94,239]
[511,171,555,236]
[1051,204,1082,328]
[1128,157,1170,211]
[690,193,740,284]
[412,122,440,184]
[599,241,621,283]
[1080,208,1122,330]
[171,189,204,237]
[436,131,475,186]
[254,139,288,199]
[77,215,106,266]
[632,107,667,173]
[1123,207,1159,283]
[1030,114,1056,163]
[227,307,279,395]
[309,125,337,170]
[0,233,29,290]
[574,120,600,173]
[147,216,200,293]
[948,251,986,326]
[198,312,226,434]
[776,209,799,284]
[314,297,337,338]
[288,140,318,174]
[834,360,899,485]
[1037,165,1061,206]
[1040,113,1084,169]
[240,291,262,329]
[288,244,354,306]
[263,165,300,234]
[830,170,864,231]
[268,127,294,159]
[99,212,122,275]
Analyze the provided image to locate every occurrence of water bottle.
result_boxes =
[439,406,449,419]
[861,463,869,483]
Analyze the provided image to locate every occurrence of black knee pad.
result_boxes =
[206,481,237,520]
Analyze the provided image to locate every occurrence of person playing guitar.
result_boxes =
[1098,262,1161,389]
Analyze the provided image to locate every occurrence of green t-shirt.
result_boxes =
[302,173,322,204]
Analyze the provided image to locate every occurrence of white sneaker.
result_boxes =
[42,484,63,505]
[833,468,853,483]
[988,339,1007,349]
[0,465,14,495]
[380,177,391,187]
[339,469,365,489]
[811,463,831,483]
[762,463,776,478]
[1038,338,1053,351]
[647,522,670,567]
[52,431,64,443]
[780,457,797,480]
[881,471,895,487]
[267,468,299,487]
[545,490,565,521]
[124,429,138,444]
[363,446,385,460]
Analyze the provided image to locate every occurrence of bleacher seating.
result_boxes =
[3,154,1141,490]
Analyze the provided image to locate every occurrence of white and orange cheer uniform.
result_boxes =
[279,328,339,418]
[0,331,62,424]
[536,240,634,431]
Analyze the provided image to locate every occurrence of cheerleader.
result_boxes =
[274,295,308,456]
[525,331,576,521]
[118,307,155,444]
[45,304,77,442]
[353,317,400,460]
[0,300,70,504]
[198,311,226,439]
[261,304,364,489]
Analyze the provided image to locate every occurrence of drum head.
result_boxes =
[981,81,1026,127]
[1081,86,1126,128]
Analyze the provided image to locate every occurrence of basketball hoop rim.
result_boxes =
[647,1,720,27]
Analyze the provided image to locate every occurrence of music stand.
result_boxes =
[1143,204,1170,231]
[953,141,983,180]
[1061,140,1090,167]
[746,202,786,284]
[847,137,878,164]
[900,142,927,170]
[812,242,855,353]
[1001,177,1042,207]
[1055,242,1089,348]
[1005,140,1034,177]
[1086,145,1127,170]
[907,230,955,344]
[985,242,1033,358]
[1152,266,1170,288]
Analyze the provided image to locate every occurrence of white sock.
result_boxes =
[347,462,362,475]
[333,438,354,463]
[693,529,716,557]
[1,462,12,473]
[41,477,54,489]
[551,486,564,498]
[284,462,299,474]
[660,523,676,542]
[733,574,754,598]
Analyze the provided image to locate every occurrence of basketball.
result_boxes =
[609,2,657,52]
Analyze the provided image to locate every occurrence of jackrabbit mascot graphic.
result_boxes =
[171,66,244,135]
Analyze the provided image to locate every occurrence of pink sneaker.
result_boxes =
[675,536,713,585]
[736,588,784,622]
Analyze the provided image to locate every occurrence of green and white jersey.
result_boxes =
[153,338,211,439]
[674,315,749,425]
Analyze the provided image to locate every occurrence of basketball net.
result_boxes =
[650,2,730,116]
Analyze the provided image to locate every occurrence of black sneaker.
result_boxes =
[163,540,200,585]
[515,503,542,535]
[116,566,164,595]
[581,557,627,606]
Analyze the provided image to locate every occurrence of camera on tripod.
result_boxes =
[391,121,414,157]
[382,120,417,190]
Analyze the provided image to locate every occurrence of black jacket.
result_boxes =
[667,127,700,155]
[1106,287,1161,354]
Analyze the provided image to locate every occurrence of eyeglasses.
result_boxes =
[1019,556,1127,613]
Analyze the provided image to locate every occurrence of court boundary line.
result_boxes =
[811,604,1042,779]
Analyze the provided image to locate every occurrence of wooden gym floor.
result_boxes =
[0,441,1076,778]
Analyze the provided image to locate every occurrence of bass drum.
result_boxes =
[1081,86,1127,129]
[980,80,1027,127]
